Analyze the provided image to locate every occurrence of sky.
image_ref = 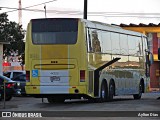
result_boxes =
[0,0,160,30]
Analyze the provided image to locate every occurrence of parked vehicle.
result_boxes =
[12,74,26,95]
[3,70,25,79]
[0,89,2,101]
[0,75,21,101]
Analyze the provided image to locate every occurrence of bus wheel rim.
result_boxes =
[139,85,142,96]
[102,89,105,98]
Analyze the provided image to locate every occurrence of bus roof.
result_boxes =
[81,18,146,37]
[29,18,146,37]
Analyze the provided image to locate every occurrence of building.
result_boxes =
[119,23,160,90]
[0,41,9,75]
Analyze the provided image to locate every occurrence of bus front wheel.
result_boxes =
[133,83,143,99]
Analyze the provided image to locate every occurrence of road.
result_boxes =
[0,92,160,120]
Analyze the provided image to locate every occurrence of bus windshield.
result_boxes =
[31,18,78,44]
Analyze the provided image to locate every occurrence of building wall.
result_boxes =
[150,61,160,88]
[149,33,160,89]
[0,44,3,75]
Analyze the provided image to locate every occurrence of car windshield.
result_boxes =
[3,71,25,79]
[13,72,24,78]
[13,74,26,82]
[3,72,11,78]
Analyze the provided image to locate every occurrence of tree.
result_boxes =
[0,13,25,55]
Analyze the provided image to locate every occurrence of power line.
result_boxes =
[0,7,43,12]
[24,0,57,9]
[0,0,160,20]
[44,11,160,18]
[0,6,44,12]
[1,6,160,18]
[1,6,160,19]
[2,7,160,16]
[1,0,57,14]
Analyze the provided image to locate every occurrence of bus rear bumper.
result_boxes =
[25,85,87,95]
[25,85,93,99]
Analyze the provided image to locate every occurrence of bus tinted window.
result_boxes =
[128,36,142,56]
[101,31,111,54]
[111,32,120,54]
[32,18,78,44]
[120,34,128,55]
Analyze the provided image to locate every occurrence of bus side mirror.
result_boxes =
[150,53,154,65]
[158,48,160,60]
[145,49,153,65]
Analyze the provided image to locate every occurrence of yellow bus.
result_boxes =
[25,18,153,103]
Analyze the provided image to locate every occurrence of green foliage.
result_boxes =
[0,13,25,55]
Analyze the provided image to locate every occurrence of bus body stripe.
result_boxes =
[40,86,69,94]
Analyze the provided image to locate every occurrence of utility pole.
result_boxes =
[18,0,22,25]
[83,0,87,19]
[44,4,47,18]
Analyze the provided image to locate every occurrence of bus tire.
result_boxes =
[99,81,108,102]
[133,82,143,99]
[108,81,114,101]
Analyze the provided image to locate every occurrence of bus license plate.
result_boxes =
[50,76,60,82]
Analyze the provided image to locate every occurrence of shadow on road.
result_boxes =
[39,97,135,105]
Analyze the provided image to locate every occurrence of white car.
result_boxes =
[3,70,25,79]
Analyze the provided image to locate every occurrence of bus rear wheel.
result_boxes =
[133,83,143,99]
[99,81,108,102]
[47,97,65,103]
[108,81,114,101]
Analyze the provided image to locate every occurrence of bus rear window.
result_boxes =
[31,18,78,44]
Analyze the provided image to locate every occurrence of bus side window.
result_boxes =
[92,30,102,53]
[86,28,93,52]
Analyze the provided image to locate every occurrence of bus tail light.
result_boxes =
[80,70,85,82]
[26,71,30,82]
